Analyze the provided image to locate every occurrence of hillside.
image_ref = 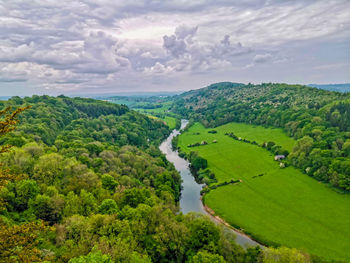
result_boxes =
[0,96,262,262]
[0,95,344,262]
[171,83,350,191]
[176,122,350,261]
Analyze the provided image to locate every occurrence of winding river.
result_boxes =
[159,119,261,248]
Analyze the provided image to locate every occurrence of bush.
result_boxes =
[191,156,208,171]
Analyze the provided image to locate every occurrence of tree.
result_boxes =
[30,194,63,224]
[0,106,51,262]
[263,247,311,263]
[0,220,50,263]
[0,106,30,153]
[14,179,39,211]
[101,174,118,191]
[33,153,64,185]
[68,250,113,263]
[191,156,208,171]
[98,199,118,215]
[191,250,226,263]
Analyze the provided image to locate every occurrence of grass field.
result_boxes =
[162,116,177,130]
[110,99,178,130]
[178,122,350,261]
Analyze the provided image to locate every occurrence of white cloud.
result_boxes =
[0,0,349,95]
[253,53,272,63]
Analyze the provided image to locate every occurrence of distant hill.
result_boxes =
[170,82,350,191]
[309,83,350,93]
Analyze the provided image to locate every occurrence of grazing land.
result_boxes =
[177,122,350,261]
[109,97,179,129]
[162,116,177,130]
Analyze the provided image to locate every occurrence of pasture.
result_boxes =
[177,122,350,261]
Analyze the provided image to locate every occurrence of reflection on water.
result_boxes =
[159,120,205,214]
[159,119,261,248]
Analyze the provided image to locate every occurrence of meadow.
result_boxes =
[177,122,350,261]
[144,114,177,130]
[110,99,178,129]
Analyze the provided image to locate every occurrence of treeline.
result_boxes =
[170,83,350,191]
[0,95,169,147]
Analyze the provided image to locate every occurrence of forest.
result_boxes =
[0,95,313,263]
[170,82,350,191]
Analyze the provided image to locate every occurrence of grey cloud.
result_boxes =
[163,25,198,58]
[212,35,252,57]
[163,35,187,58]
[253,53,272,63]
[159,27,253,74]
[0,0,349,94]
[0,77,27,83]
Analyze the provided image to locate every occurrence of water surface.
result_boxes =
[159,120,261,248]
[159,120,205,214]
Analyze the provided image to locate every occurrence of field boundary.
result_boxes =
[201,195,265,248]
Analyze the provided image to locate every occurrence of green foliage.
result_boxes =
[263,247,311,263]
[13,179,39,211]
[30,194,63,224]
[101,174,118,191]
[98,199,118,215]
[0,96,317,262]
[190,250,226,263]
[191,155,208,171]
[171,82,350,190]
[68,250,113,263]
[178,122,350,261]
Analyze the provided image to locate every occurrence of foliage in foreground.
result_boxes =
[0,97,321,262]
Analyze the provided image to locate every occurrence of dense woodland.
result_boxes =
[0,96,316,263]
[0,95,342,262]
[170,83,350,191]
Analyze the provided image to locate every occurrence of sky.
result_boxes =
[0,0,349,96]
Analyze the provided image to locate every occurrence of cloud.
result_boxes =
[156,26,253,74]
[0,0,349,95]
[163,25,198,58]
[253,53,272,63]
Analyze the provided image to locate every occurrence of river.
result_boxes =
[159,119,261,248]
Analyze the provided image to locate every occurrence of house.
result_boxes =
[274,155,285,161]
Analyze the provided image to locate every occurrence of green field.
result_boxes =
[146,115,177,130]
[109,99,178,130]
[162,116,177,130]
[135,103,179,130]
[178,122,350,261]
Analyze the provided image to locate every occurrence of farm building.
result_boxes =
[274,155,285,161]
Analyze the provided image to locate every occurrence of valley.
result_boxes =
[176,122,350,260]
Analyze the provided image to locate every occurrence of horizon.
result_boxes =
[1,82,349,99]
[0,0,349,96]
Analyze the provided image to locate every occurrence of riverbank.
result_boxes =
[176,121,350,261]
[201,196,263,248]
[160,119,260,248]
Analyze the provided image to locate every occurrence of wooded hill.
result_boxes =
[170,82,350,191]
[1,96,280,262]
